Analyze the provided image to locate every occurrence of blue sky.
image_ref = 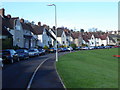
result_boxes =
[1,2,118,31]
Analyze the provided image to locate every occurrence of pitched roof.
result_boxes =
[82,35,89,42]
[32,25,44,35]
[46,29,56,40]
[0,15,12,37]
[2,26,13,37]
[99,34,107,40]
[108,35,116,43]
[21,22,33,31]
[2,18,16,29]
[72,32,81,39]
[57,28,64,37]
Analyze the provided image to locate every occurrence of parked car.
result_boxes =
[67,47,73,51]
[16,49,29,60]
[94,46,99,49]
[48,48,55,53]
[62,47,68,52]
[38,49,46,55]
[28,49,40,57]
[98,46,105,49]
[114,45,120,48]
[74,47,81,50]
[81,47,89,50]
[104,46,112,49]
[0,58,3,67]
[88,46,94,50]
[2,49,19,64]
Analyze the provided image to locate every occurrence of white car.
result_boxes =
[81,47,89,50]
[0,58,3,67]
[89,46,94,50]
[67,47,73,51]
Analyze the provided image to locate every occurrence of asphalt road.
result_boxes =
[2,52,69,89]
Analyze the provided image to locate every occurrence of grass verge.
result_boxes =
[56,48,118,88]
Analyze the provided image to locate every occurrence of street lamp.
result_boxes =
[47,4,58,62]
[70,30,72,53]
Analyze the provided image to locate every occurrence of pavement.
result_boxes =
[30,57,65,89]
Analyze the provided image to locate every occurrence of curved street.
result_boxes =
[2,52,69,89]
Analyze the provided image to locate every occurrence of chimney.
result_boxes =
[38,22,41,26]
[53,26,56,30]
[20,18,24,23]
[43,24,47,27]
[0,8,5,17]
[7,14,11,19]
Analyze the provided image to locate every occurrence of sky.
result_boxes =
[0,1,118,31]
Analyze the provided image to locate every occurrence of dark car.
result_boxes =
[38,49,46,55]
[2,49,19,64]
[62,47,68,51]
[16,49,29,60]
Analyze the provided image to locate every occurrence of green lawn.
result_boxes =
[56,48,118,88]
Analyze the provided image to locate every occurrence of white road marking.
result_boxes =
[27,58,49,90]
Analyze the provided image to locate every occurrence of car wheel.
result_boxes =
[10,59,14,64]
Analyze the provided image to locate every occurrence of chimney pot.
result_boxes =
[0,8,5,17]
[7,14,11,19]
[38,22,41,26]
[20,18,24,23]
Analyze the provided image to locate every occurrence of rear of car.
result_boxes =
[2,49,19,64]
[48,48,55,53]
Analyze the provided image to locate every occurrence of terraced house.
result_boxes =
[1,8,119,49]
[82,32,110,46]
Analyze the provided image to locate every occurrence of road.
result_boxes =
[2,52,69,89]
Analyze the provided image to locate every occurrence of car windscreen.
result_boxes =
[28,50,35,52]
[16,50,24,53]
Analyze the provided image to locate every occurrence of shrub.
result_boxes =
[71,44,76,48]
[43,45,49,50]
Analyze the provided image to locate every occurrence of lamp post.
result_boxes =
[47,4,58,62]
[70,30,71,53]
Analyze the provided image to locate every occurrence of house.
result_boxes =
[1,8,26,48]
[72,31,83,47]
[108,34,120,45]
[19,19,33,49]
[49,28,56,47]
[32,23,55,48]
[64,29,74,47]
[0,15,13,49]
[56,28,67,47]
[82,32,110,46]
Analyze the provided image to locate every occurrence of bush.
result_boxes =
[43,45,49,50]
[71,44,76,48]
[82,44,88,47]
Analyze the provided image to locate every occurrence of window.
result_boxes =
[92,42,94,44]
[63,41,65,44]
